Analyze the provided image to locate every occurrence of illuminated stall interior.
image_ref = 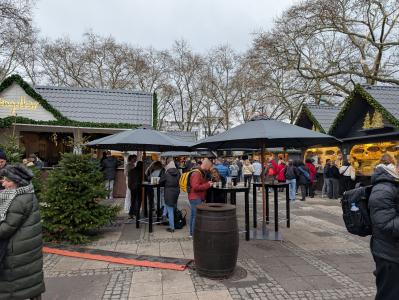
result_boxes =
[350,142,398,176]
[296,83,399,180]
[304,147,342,167]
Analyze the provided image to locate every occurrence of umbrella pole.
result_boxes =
[141,151,146,212]
[260,144,267,230]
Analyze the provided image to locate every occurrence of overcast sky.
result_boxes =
[33,0,298,53]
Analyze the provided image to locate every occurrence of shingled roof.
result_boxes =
[33,85,153,126]
[362,85,399,120]
[306,105,341,132]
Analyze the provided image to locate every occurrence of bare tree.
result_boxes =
[253,0,399,105]
[203,45,241,130]
[0,0,35,80]
[166,40,205,131]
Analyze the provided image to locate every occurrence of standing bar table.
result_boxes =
[136,182,162,233]
[207,186,250,241]
[252,182,290,240]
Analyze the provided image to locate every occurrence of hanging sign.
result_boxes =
[0,96,39,114]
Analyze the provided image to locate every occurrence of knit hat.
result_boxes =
[0,164,34,187]
[0,151,7,161]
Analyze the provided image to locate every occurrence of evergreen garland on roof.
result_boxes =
[328,84,399,135]
[302,105,326,133]
[152,92,158,129]
[0,74,140,129]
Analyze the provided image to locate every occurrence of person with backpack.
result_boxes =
[284,160,299,201]
[159,160,180,233]
[305,158,317,198]
[188,158,213,237]
[368,154,399,300]
[295,160,310,201]
[339,161,356,194]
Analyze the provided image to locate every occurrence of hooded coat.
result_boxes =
[0,192,45,299]
[159,168,180,206]
[369,166,399,263]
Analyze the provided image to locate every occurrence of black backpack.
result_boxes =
[174,208,187,230]
[341,185,373,237]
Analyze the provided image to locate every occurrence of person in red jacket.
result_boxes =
[305,158,317,198]
[188,158,213,237]
[276,160,286,191]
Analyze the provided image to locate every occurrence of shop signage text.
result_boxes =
[0,96,39,114]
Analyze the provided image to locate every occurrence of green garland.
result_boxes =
[152,92,158,129]
[0,74,140,129]
[302,105,326,133]
[328,84,399,135]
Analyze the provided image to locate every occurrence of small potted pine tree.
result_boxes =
[41,153,119,243]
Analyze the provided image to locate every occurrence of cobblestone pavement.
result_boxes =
[42,190,376,300]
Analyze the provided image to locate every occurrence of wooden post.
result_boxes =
[260,144,267,229]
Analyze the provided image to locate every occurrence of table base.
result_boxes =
[250,227,283,241]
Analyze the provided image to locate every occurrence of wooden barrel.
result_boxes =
[193,203,239,278]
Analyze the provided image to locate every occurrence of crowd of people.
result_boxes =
[0,146,398,299]
[102,153,360,237]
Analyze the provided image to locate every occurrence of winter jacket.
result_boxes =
[305,162,316,183]
[128,166,143,191]
[159,168,180,206]
[369,167,399,263]
[339,165,356,181]
[297,165,310,185]
[323,165,331,178]
[229,165,239,177]
[252,161,262,176]
[326,165,340,179]
[242,163,254,175]
[284,165,299,180]
[101,156,119,180]
[276,164,286,181]
[0,192,45,300]
[188,169,211,201]
[214,163,230,179]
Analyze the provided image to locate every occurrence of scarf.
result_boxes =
[375,163,399,180]
[0,184,34,222]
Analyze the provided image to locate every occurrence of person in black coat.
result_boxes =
[294,160,309,201]
[327,160,340,199]
[128,161,143,219]
[159,160,180,232]
[369,154,399,300]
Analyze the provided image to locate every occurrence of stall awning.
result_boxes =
[342,131,399,144]
[13,123,127,134]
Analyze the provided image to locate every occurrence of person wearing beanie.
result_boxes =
[0,164,45,300]
[0,151,7,192]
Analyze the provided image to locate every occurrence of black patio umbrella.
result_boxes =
[160,150,216,158]
[191,118,339,150]
[191,118,340,236]
[86,127,191,152]
[86,126,191,215]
